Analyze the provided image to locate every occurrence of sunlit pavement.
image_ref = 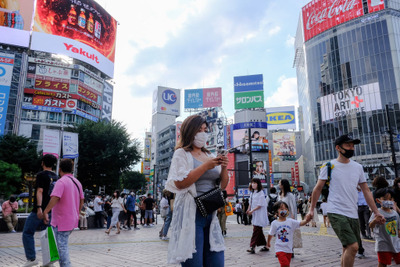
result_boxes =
[0,215,378,267]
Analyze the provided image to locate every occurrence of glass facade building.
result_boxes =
[295,2,400,185]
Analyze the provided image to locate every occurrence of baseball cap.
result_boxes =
[334,134,361,146]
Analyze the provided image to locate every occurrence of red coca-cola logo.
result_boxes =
[305,0,358,30]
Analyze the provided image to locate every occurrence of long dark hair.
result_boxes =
[113,190,120,200]
[175,115,210,153]
[250,178,263,192]
[280,179,291,197]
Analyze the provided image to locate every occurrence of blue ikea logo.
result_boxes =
[266,112,295,125]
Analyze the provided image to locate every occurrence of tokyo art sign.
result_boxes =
[302,0,364,42]
[320,82,382,121]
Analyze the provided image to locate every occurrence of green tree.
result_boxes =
[120,170,146,191]
[75,120,142,193]
[0,160,22,198]
[0,134,40,179]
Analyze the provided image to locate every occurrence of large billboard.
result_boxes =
[0,53,14,135]
[320,83,382,121]
[31,0,117,77]
[152,86,181,116]
[0,0,35,47]
[101,81,113,122]
[184,87,222,109]
[253,160,267,184]
[234,74,264,109]
[266,106,296,130]
[273,132,296,161]
[232,122,268,153]
[302,0,385,42]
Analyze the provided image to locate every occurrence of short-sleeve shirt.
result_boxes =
[369,208,400,253]
[250,190,269,227]
[50,174,84,231]
[33,170,58,213]
[320,202,328,216]
[144,197,155,210]
[319,159,366,219]
[93,197,103,212]
[269,218,300,253]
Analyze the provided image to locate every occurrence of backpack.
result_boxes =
[267,194,278,214]
[321,162,333,199]
[47,171,59,196]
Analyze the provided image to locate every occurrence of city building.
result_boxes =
[294,0,400,186]
[0,0,116,150]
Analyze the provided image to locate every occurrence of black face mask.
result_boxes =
[339,146,354,158]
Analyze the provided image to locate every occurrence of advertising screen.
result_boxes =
[273,132,296,160]
[266,106,296,130]
[0,53,14,135]
[368,0,384,13]
[320,82,382,121]
[0,0,35,47]
[31,0,117,77]
[302,0,364,42]
[184,88,222,109]
[232,127,268,153]
[253,160,267,184]
[225,153,236,195]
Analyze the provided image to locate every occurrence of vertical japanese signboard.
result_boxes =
[43,129,60,158]
[234,74,264,109]
[101,81,113,122]
[63,132,79,158]
[0,53,14,135]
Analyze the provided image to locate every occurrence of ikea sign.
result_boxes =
[266,107,296,130]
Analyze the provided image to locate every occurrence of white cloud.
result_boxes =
[285,34,295,47]
[265,77,298,108]
[268,26,281,36]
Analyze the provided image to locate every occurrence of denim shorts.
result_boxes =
[145,210,153,219]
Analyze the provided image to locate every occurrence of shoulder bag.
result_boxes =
[194,187,225,217]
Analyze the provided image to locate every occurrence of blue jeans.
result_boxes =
[181,209,224,267]
[53,227,72,267]
[162,209,172,236]
[22,212,49,260]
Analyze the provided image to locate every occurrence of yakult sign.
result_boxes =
[302,0,364,42]
[320,82,382,121]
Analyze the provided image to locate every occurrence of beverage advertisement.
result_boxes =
[31,0,117,77]
[302,0,364,42]
[0,0,35,47]
[368,0,385,13]
[0,53,14,135]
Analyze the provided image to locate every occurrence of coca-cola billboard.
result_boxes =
[302,0,384,42]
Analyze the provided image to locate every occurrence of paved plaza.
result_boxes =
[0,215,379,267]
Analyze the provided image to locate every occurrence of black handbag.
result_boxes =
[194,187,225,217]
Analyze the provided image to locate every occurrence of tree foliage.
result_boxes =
[75,120,142,193]
[0,160,22,198]
[0,134,40,176]
[120,170,146,191]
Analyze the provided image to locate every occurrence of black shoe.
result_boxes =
[260,247,269,252]
[292,253,294,258]
[247,248,255,254]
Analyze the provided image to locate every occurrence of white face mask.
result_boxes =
[193,132,208,148]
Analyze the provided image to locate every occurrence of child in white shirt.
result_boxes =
[267,201,310,267]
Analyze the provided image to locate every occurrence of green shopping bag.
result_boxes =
[40,226,60,265]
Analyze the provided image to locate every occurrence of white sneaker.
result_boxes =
[10,230,16,233]
[149,223,154,227]
[21,259,38,267]
[162,236,169,240]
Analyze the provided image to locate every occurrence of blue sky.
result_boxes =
[96,0,310,139]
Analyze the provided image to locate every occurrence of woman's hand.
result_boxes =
[218,155,229,168]
[204,157,222,170]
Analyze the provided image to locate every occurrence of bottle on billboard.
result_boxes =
[78,8,86,29]
[94,20,101,39]
[68,5,77,25]
[87,13,94,33]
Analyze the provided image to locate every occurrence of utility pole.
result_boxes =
[386,104,398,178]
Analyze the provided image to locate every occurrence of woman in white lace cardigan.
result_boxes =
[165,115,229,266]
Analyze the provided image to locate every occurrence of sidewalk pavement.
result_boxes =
[0,215,378,267]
